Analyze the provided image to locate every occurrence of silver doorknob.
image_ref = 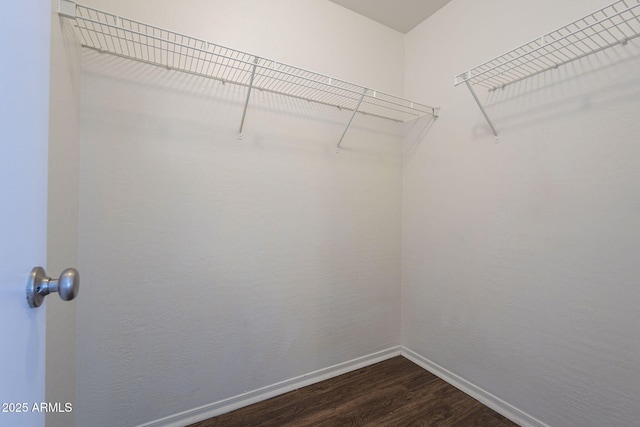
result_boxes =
[26,266,80,308]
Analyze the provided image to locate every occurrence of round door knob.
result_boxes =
[57,268,80,301]
[26,267,80,308]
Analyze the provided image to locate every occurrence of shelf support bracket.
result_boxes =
[465,81,498,137]
[58,0,77,18]
[238,56,259,139]
[337,88,367,151]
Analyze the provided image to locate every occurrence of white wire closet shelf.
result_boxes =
[454,0,640,136]
[59,1,439,148]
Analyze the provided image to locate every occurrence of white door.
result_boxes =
[0,1,52,426]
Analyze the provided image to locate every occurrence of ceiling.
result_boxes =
[328,0,452,33]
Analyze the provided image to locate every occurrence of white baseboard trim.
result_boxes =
[138,345,548,427]
[136,346,401,427]
[400,346,550,427]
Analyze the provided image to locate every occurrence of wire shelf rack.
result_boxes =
[454,0,640,136]
[455,0,640,89]
[59,1,439,147]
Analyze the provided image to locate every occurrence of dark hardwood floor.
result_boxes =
[188,356,518,426]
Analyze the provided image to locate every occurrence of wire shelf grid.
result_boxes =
[65,3,438,123]
[455,0,640,90]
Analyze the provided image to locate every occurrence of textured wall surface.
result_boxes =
[68,0,640,425]
[403,1,640,426]
[46,1,82,425]
[75,1,403,425]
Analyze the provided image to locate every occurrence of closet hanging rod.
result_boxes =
[454,0,640,136]
[59,0,439,146]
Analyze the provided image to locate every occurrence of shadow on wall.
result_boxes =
[81,49,404,159]
[402,114,439,158]
[471,39,640,135]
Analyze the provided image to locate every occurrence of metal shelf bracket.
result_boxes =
[464,79,498,137]
[337,88,367,151]
[59,0,77,18]
[238,56,259,140]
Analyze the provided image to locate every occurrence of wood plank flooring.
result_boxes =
[188,356,518,426]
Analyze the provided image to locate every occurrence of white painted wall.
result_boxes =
[60,0,640,425]
[75,1,403,425]
[46,0,82,426]
[403,1,640,426]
